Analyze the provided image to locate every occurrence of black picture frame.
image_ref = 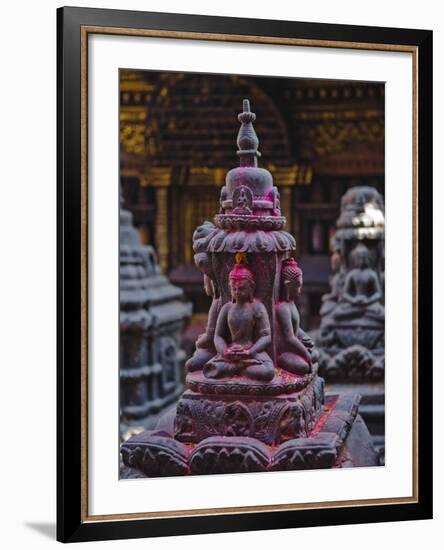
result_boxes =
[57,6,433,543]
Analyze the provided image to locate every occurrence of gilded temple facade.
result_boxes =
[119,70,385,329]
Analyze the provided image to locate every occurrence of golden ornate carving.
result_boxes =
[301,119,384,158]
[154,187,169,272]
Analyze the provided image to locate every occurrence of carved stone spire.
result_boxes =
[237,99,261,167]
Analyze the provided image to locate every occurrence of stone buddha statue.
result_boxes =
[203,262,275,382]
[185,275,221,372]
[275,259,314,375]
[320,237,342,317]
[331,243,384,323]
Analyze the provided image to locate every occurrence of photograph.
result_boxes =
[55,6,432,542]
[1,0,440,547]
[118,70,386,478]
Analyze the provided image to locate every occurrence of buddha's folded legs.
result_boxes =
[277,352,310,375]
[244,363,275,382]
[203,356,240,379]
[186,348,215,372]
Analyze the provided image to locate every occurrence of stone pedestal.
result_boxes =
[175,372,324,444]
[121,391,377,476]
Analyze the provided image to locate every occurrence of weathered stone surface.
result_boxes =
[120,392,377,477]
[121,431,190,477]
[335,414,379,468]
[186,369,315,396]
[321,393,361,447]
[326,383,385,460]
[190,437,271,474]
[272,432,339,470]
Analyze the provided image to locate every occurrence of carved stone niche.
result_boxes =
[121,100,378,477]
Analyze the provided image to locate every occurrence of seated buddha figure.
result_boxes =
[203,262,275,382]
[332,243,384,324]
[320,238,342,317]
[186,275,221,372]
[275,259,313,376]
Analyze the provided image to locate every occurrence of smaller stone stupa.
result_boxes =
[120,195,192,436]
[316,186,385,457]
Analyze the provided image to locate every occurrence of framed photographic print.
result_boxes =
[57,6,433,543]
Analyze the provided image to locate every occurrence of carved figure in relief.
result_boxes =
[275,258,313,375]
[186,275,221,372]
[203,262,275,382]
[331,243,384,323]
[319,237,342,317]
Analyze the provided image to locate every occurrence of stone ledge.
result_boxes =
[120,392,373,477]
[186,369,314,396]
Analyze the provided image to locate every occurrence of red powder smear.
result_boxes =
[310,395,338,437]
[279,370,303,383]
[184,442,196,453]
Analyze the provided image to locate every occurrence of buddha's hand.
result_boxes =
[225,345,248,359]
[241,347,257,358]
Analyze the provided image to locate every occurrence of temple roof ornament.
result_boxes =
[237,99,261,167]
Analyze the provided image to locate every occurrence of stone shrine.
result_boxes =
[121,101,377,477]
[316,186,385,456]
[120,197,191,436]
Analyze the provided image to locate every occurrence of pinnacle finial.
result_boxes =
[236,98,261,167]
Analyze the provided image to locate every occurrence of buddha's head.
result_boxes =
[229,263,255,303]
[351,243,370,269]
[281,258,303,300]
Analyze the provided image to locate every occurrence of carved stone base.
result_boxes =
[174,376,324,445]
[120,393,378,477]
[318,344,384,382]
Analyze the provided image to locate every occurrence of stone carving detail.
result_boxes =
[317,186,385,381]
[174,376,324,445]
[185,275,221,373]
[185,370,314,396]
[203,262,275,382]
[190,437,271,474]
[272,433,339,470]
[121,394,363,476]
[121,101,377,477]
[232,186,254,214]
[120,431,189,477]
[276,258,317,376]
